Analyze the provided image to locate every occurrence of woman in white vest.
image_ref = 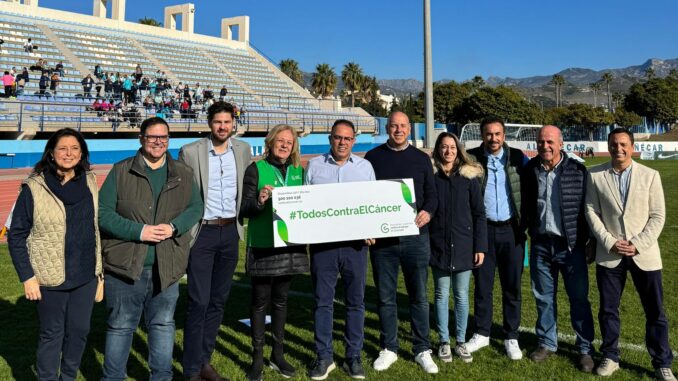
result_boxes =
[8,128,102,381]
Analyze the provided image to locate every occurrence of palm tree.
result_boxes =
[341,62,364,107]
[139,17,162,27]
[550,74,566,107]
[600,72,614,113]
[311,63,337,99]
[589,82,602,107]
[279,59,304,87]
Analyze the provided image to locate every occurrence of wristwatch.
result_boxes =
[170,223,178,238]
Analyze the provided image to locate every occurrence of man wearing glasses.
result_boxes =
[98,117,203,381]
[304,119,375,380]
[179,101,252,381]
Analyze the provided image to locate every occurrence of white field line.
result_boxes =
[231,281,678,356]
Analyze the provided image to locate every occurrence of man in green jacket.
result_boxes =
[98,117,203,381]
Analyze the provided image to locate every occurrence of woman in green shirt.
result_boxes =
[239,124,308,381]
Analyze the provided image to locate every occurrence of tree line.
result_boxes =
[278,59,678,133]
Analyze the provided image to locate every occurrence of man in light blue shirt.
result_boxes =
[305,119,375,380]
[466,117,528,361]
[179,102,252,381]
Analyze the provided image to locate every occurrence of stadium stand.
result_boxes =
[0,3,377,137]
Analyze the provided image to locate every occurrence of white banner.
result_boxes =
[272,179,419,247]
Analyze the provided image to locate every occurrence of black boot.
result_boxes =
[269,293,296,378]
[247,306,266,381]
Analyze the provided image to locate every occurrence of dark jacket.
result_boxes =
[468,142,526,240]
[239,160,309,277]
[522,152,589,251]
[429,163,488,272]
[99,151,202,290]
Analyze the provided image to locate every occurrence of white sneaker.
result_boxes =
[414,350,439,374]
[504,339,523,360]
[438,343,452,363]
[465,333,490,353]
[373,349,398,371]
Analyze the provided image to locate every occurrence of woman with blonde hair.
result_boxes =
[239,124,308,381]
[429,132,487,364]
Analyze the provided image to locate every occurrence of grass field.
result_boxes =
[0,157,676,380]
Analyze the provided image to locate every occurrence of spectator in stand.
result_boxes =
[104,77,113,98]
[130,80,139,105]
[91,98,103,114]
[94,64,103,80]
[143,95,154,111]
[82,74,95,98]
[100,99,111,112]
[180,98,190,119]
[134,64,143,82]
[183,83,191,100]
[139,77,150,99]
[30,58,44,72]
[95,77,103,97]
[112,78,121,101]
[121,75,132,104]
[154,70,162,81]
[193,83,203,103]
[55,61,64,77]
[24,37,34,53]
[149,80,157,96]
[219,85,228,101]
[16,67,29,96]
[10,66,17,77]
[203,85,214,101]
[2,70,15,98]
[160,71,167,80]
[50,72,60,97]
[39,71,49,95]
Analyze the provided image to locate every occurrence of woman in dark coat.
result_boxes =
[429,132,487,364]
[8,128,102,381]
[239,124,308,381]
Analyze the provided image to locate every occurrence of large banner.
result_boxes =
[272,179,419,247]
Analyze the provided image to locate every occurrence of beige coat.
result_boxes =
[585,161,665,271]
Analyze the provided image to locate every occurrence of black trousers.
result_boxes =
[183,224,239,376]
[597,257,674,368]
[36,277,97,381]
[472,224,524,339]
[249,275,293,353]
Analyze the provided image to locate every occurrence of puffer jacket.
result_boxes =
[521,152,589,251]
[239,161,309,277]
[429,163,488,272]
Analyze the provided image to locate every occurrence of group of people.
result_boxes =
[7,105,674,381]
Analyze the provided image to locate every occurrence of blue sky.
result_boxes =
[39,0,678,82]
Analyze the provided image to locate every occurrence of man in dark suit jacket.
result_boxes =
[179,101,252,381]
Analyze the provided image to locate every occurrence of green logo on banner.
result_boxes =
[277,220,289,243]
[401,182,413,204]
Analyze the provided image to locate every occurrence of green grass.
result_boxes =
[0,157,676,380]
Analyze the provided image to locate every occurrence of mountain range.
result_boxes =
[374,58,678,98]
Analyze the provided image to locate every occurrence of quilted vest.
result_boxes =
[24,172,102,287]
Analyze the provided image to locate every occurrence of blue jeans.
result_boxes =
[370,233,431,355]
[432,267,471,344]
[102,269,179,381]
[530,234,594,354]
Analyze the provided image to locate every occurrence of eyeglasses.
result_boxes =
[331,135,354,143]
[143,135,169,143]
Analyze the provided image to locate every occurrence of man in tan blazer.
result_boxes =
[585,128,674,380]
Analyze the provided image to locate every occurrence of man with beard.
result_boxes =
[179,101,252,381]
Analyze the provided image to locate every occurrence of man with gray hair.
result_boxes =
[521,125,595,372]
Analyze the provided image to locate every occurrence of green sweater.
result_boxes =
[98,158,203,267]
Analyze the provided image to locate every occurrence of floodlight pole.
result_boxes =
[424,0,434,148]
